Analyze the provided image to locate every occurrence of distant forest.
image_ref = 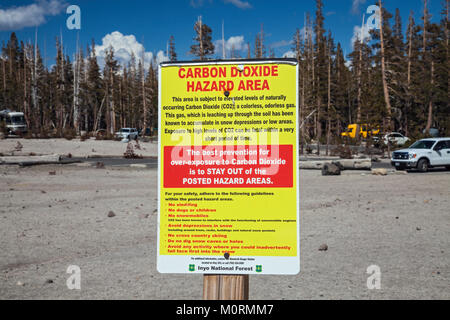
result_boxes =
[0,0,448,143]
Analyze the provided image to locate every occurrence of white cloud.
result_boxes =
[95,31,167,72]
[214,35,245,58]
[345,60,352,69]
[156,50,169,64]
[352,0,367,14]
[351,25,371,48]
[189,0,250,9]
[189,0,212,8]
[223,0,252,9]
[270,40,292,49]
[0,0,66,31]
[282,51,296,58]
[300,25,313,41]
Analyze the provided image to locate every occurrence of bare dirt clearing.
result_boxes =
[0,138,158,158]
[0,164,449,300]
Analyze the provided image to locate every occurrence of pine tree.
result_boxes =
[2,33,23,111]
[0,2,448,140]
[376,0,394,133]
[146,61,158,134]
[73,46,83,133]
[422,0,434,132]
[168,35,177,62]
[87,40,103,133]
[190,16,215,61]
[30,43,46,132]
[103,46,119,135]
[314,0,327,153]
[254,24,266,58]
[390,8,407,133]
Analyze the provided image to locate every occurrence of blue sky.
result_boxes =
[0,0,446,69]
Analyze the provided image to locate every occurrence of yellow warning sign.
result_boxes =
[157,59,299,275]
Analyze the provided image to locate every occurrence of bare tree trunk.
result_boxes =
[222,20,226,59]
[105,79,110,134]
[425,58,434,132]
[423,0,428,52]
[406,12,414,137]
[300,63,306,155]
[356,41,363,142]
[326,43,331,156]
[445,0,449,107]
[23,47,28,126]
[60,44,65,133]
[447,0,449,108]
[379,0,393,132]
[316,97,321,156]
[94,95,105,133]
[73,47,80,134]
[2,59,5,91]
[141,60,147,131]
[199,16,204,60]
[445,0,450,109]
[84,61,89,131]
[32,31,39,131]
[356,15,365,142]
[110,72,116,135]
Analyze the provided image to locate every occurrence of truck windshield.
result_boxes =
[121,129,130,133]
[11,116,25,125]
[409,140,435,149]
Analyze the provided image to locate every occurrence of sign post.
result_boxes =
[157,59,299,299]
[203,275,249,300]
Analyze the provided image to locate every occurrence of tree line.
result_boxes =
[0,0,448,144]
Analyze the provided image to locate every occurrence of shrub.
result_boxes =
[63,128,76,141]
[80,132,90,141]
[332,145,353,159]
[124,142,143,159]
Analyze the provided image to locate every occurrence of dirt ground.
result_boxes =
[0,159,449,300]
[0,138,158,158]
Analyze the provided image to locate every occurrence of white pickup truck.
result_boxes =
[391,138,450,172]
[114,128,139,141]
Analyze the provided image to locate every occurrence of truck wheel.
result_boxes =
[417,159,429,173]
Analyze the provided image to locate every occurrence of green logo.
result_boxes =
[189,264,195,272]
[256,265,262,273]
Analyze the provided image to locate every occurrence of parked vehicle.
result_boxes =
[341,124,380,139]
[115,128,139,140]
[0,109,28,136]
[374,132,410,146]
[391,138,450,172]
[423,128,440,138]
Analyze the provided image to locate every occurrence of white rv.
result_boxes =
[0,110,28,136]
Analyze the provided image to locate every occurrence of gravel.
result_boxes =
[0,164,449,300]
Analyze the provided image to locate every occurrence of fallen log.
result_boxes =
[0,154,61,165]
[299,159,372,170]
[19,159,81,167]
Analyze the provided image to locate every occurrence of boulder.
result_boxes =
[371,168,388,176]
[322,163,341,176]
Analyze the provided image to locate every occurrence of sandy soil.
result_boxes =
[0,162,449,300]
[0,138,158,158]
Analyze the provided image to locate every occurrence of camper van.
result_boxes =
[0,110,28,136]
